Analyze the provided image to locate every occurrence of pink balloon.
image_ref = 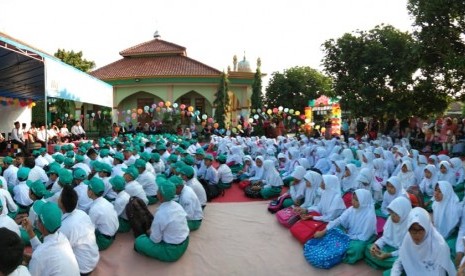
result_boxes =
[207,118,214,123]
[273,108,278,114]
[180,104,186,110]
[158,102,164,107]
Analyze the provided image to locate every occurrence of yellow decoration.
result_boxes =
[165,101,171,107]
[295,111,300,116]
[188,106,194,112]
[267,109,272,115]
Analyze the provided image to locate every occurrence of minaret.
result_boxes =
[233,55,237,71]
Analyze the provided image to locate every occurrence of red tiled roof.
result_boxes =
[90,55,221,80]
[119,39,186,57]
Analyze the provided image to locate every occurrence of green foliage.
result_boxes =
[214,72,230,129]
[54,49,95,73]
[31,101,45,125]
[265,66,331,112]
[94,108,113,136]
[408,0,465,99]
[251,67,264,110]
[322,24,449,118]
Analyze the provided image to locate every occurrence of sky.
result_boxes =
[0,0,413,86]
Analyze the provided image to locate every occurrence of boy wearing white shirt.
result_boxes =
[58,185,99,275]
[13,167,33,213]
[179,166,207,209]
[0,177,18,217]
[111,152,127,177]
[150,152,165,174]
[95,162,117,201]
[0,200,20,236]
[110,175,131,233]
[3,156,18,191]
[123,166,148,204]
[87,177,119,251]
[135,159,158,204]
[22,201,80,276]
[72,168,93,213]
[134,179,189,262]
[171,175,203,231]
[216,155,234,189]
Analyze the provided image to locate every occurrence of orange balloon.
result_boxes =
[188,106,194,112]
[213,123,219,129]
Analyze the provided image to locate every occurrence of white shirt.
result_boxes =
[125,180,148,204]
[101,177,117,199]
[34,156,49,169]
[29,232,80,276]
[89,197,119,236]
[36,130,46,142]
[28,166,48,184]
[217,164,234,183]
[4,164,18,188]
[150,201,189,244]
[111,163,127,178]
[124,155,136,167]
[204,166,218,185]
[60,210,99,274]
[11,127,23,143]
[71,125,85,135]
[101,156,113,167]
[13,181,33,206]
[113,190,130,220]
[0,213,20,236]
[152,160,165,174]
[0,188,18,215]
[60,127,70,136]
[7,265,30,276]
[74,182,93,213]
[72,163,91,175]
[145,162,155,175]
[136,170,158,196]
[179,186,203,221]
[186,178,207,207]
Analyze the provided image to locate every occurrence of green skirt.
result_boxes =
[135,235,189,262]
[364,244,397,270]
[229,164,243,174]
[260,186,282,199]
[118,217,131,233]
[218,181,232,189]
[454,183,465,201]
[282,177,294,187]
[446,234,458,261]
[96,230,115,251]
[343,236,376,264]
[187,220,202,231]
[282,198,294,209]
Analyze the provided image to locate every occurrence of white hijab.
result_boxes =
[262,160,283,187]
[341,163,358,193]
[333,160,347,181]
[356,168,373,191]
[249,156,265,181]
[432,181,460,239]
[450,157,465,183]
[420,165,438,197]
[438,161,456,186]
[289,166,307,201]
[315,175,346,219]
[347,189,377,240]
[398,160,416,189]
[300,170,322,209]
[341,148,354,163]
[382,196,412,248]
[397,207,456,276]
[382,176,408,214]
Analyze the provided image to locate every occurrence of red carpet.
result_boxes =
[211,183,288,203]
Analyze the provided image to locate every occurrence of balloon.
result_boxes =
[267,109,272,115]
[65,113,69,118]
[69,114,74,119]
[213,123,219,129]
[300,115,306,120]
[251,109,256,113]
[165,101,171,107]
[144,105,149,111]
[207,118,214,123]
[321,127,326,132]
[244,121,249,127]
[180,104,186,110]
[248,118,254,123]
[32,102,36,107]
[155,107,160,112]
[91,113,95,117]
[305,119,311,124]
[295,111,301,116]
[126,117,131,123]
[278,106,283,111]
[315,125,320,130]
[158,102,164,107]
[232,128,237,134]
[151,104,157,108]
[253,115,259,120]
[149,108,154,112]
[137,109,143,115]
[237,125,242,130]
[202,114,208,120]
[127,109,131,114]
[85,114,90,118]
[188,106,194,112]
[97,110,102,115]
[297,121,301,125]
[273,108,278,114]
[173,103,178,108]
[289,109,294,114]
[292,119,296,123]
[195,110,200,115]
[132,113,137,119]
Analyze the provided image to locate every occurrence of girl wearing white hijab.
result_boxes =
[294,170,322,213]
[304,175,346,222]
[414,155,428,185]
[247,156,265,183]
[365,197,412,271]
[314,189,377,264]
[259,160,284,199]
[397,160,416,190]
[226,146,244,174]
[361,151,375,171]
[282,166,307,208]
[341,164,359,193]
[281,148,300,185]
[333,160,347,182]
[450,157,465,197]
[432,181,460,256]
[356,168,374,192]
[378,176,408,218]
[372,158,387,203]
[438,161,457,187]
[419,165,438,198]
[391,207,456,276]
[313,147,331,174]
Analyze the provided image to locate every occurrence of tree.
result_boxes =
[251,58,264,110]
[214,72,230,129]
[54,49,96,72]
[408,0,465,99]
[322,24,449,119]
[265,66,331,112]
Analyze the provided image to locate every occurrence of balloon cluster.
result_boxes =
[0,97,35,108]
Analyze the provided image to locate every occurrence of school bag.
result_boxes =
[289,212,327,244]
[244,185,262,198]
[406,186,425,209]
[238,180,251,190]
[267,193,291,213]
[125,197,154,238]
[303,228,350,269]
[276,207,300,228]
[342,191,353,208]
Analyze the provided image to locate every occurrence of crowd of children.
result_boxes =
[1,132,465,275]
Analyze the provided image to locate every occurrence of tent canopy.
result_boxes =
[0,32,113,107]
